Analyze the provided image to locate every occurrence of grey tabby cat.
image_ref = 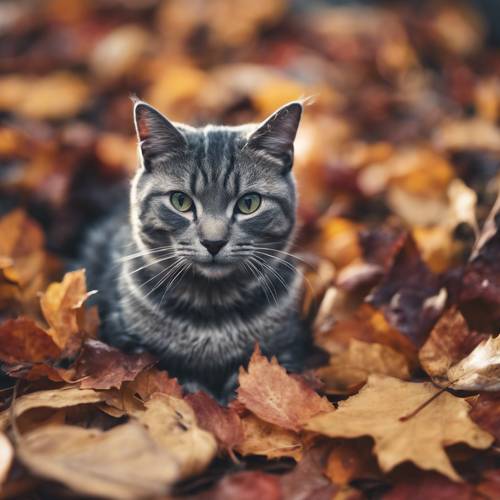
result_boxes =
[83,100,307,401]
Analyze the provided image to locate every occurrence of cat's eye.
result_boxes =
[170,192,193,212]
[237,193,261,214]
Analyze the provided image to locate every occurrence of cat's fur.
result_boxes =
[82,100,307,400]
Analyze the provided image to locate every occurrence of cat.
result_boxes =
[82,99,307,401]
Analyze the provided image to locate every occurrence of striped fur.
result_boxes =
[82,101,307,401]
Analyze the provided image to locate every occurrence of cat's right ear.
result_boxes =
[133,101,187,170]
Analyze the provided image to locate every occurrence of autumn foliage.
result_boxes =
[2,0,500,498]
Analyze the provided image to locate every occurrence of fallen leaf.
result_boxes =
[368,235,445,347]
[419,307,488,380]
[324,438,381,486]
[136,393,217,478]
[185,391,244,454]
[447,335,500,391]
[17,421,178,500]
[0,433,13,485]
[476,469,500,499]
[0,317,60,365]
[305,375,493,481]
[0,386,108,431]
[64,339,156,390]
[280,444,339,500]
[383,468,474,500]
[40,269,93,355]
[235,414,303,461]
[195,470,282,500]
[315,304,418,367]
[316,339,411,395]
[469,392,500,442]
[237,346,333,432]
[128,367,183,401]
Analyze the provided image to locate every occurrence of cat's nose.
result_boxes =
[201,239,227,256]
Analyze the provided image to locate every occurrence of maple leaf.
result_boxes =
[305,375,493,481]
[185,391,244,454]
[419,306,488,381]
[0,433,13,485]
[316,339,411,395]
[235,414,303,461]
[447,335,500,391]
[237,345,333,432]
[16,422,179,500]
[136,393,217,478]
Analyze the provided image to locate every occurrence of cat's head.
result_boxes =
[130,100,302,279]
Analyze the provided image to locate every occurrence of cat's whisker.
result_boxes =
[127,253,178,275]
[242,260,272,306]
[118,245,177,262]
[249,256,279,305]
[252,254,289,292]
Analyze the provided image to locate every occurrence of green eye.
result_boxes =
[237,193,261,214]
[170,192,193,212]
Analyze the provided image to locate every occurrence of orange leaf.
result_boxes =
[237,345,333,432]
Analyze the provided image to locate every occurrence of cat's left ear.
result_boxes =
[133,101,187,170]
[247,101,302,170]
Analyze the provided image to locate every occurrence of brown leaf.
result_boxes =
[0,433,13,485]
[383,468,474,500]
[185,391,244,453]
[367,235,445,347]
[196,471,282,500]
[17,421,179,500]
[136,393,217,478]
[0,386,108,431]
[469,392,500,442]
[0,317,60,365]
[419,306,488,380]
[476,469,500,500]
[235,414,303,461]
[64,339,156,390]
[40,269,93,355]
[316,339,411,395]
[127,367,183,401]
[237,346,333,432]
[315,304,418,368]
[305,375,493,481]
[280,444,339,500]
[324,438,381,486]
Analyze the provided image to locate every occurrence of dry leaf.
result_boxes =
[185,391,244,453]
[305,375,493,481]
[127,367,183,401]
[40,269,93,355]
[324,438,381,486]
[0,386,108,430]
[0,433,13,485]
[237,346,333,432]
[235,414,303,461]
[469,392,500,442]
[316,339,411,395]
[136,393,217,478]
[17,421,178,500]
[419,306,488,380]
[447,335,500,391]
[0,317,60,365]
[64,339,156,390]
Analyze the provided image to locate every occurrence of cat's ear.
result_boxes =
[133,101,187,169]
[247,101,302,170]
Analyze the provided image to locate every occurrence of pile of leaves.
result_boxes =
[2,0,500,498]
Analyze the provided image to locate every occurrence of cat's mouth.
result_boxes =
[192,258,236,278]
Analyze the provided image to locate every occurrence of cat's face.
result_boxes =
[131,101,302,279]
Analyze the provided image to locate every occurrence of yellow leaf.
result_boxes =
[305,375,493,481]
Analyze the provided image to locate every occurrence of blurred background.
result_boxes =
[1,0,500,277]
